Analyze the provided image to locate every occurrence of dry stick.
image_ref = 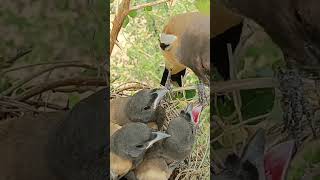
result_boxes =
[227,43,243,123]
[1,61,86,75]
[212,77,316,93]
[26,100,66,111]
[0,99,39,112]
[16,77,107,101]
[1,63,96,96]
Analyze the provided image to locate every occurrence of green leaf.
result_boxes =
[185,89,196,99]
[144,6,153,11]
[128,10,138,18]
[122,16,130,28]
[241,88,275,120]
[69,93,81,108]
[195,0,210,15]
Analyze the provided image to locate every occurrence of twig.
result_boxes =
[53,86,97,93]
[1,61,86,74]
[16,77,107,101]
[1,63,97,96]
[212,77,315,93]
[26,100,67,111]
[0,99,39,112]
[227,43,243,122]
[5,48,32,64]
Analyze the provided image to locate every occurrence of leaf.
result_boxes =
[69,93,81,108]
[122,16,130,28]
[128,10,138,18]
[195,0,210,15]
[185,89,196,99]
[241,88,275,120]
[144,6,153,11]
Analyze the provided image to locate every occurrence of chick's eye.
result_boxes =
[136,144,144,148]
[144,106,151,110]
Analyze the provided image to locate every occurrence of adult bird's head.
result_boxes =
[126,88,168,123]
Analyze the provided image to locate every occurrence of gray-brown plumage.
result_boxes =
[0,88,108,180]
[110,88,168,129]
[160,104,201,161]
[0,111,67,180]
[110,122,170,180]
[133,104,203,180]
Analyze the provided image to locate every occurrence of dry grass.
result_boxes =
[111,83,210,180]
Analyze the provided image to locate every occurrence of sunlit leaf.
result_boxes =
[128,10,138,18]
[195,0,210,15]
[122,16,130,28]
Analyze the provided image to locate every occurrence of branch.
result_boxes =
[16,77,107,101]
[130,0,170,11]
[1,63,97,96]
[110,0,131,55]
[212,77,316,93]
[110,0,171,55]
[1,60,86,75]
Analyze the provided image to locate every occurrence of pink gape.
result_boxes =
[264,140,295,180]
[192,104,203,125]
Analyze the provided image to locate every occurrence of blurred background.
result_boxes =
[0,0,106,119]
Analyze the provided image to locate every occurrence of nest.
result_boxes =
[111,82,210,180]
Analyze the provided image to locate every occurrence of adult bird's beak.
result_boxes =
[146,131,171,149]
[152,88,169,110]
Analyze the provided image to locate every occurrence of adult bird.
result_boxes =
[159,5,243,87]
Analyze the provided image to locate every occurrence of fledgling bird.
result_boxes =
[47,87,109,180]
[133,103,203,180]
[160,103,202,161]
[213,128,295,180]
[0,88,109,180]
[213,129,265,180]
[110,88,168,129]
[0,111,68,180]
[110,122,171,180]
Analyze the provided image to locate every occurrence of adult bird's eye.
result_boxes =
[136,144,144,148]
[144,106,151,110]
